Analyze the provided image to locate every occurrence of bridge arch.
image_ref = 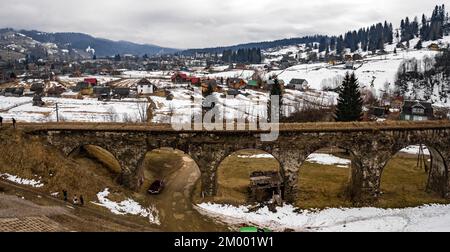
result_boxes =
[68,144,122,174]
[379,143,449,201]
[134,147,202,195]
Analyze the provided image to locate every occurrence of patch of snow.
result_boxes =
[196,203,450,232]
[237,154,274,159]
[306,153,351,167]
[92,188,160,225]
[399,145,430,155]
[0,173,44,188]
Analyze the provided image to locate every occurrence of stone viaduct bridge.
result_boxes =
[20,121,450,203]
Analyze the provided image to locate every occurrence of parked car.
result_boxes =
[148,180,165,195]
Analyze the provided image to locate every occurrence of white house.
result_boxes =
[286,78,308,90]
[137,78,155,95]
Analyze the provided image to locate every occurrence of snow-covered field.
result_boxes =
[196,203,450,232]
[0,173,44,188]
[92,188,160,225]
[0,96,147,123]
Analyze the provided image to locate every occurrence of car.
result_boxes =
[148,180,165,195]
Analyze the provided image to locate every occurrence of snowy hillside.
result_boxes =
[263,35,450,98]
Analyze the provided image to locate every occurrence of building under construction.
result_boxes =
[249,171,284,204]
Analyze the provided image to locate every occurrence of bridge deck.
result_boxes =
[7,120,450,133]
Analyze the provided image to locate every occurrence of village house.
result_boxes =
[428,43,441,51]
[112,87,130,99]
[189,77,201,85]
[286,78,308,90]
[201,79,220,93]
[400,100,434,121]
[73,82,93,96]
[226,78,246,89]
[246,80,259,89]
[136,78,155,95]
[226,89,241,96]
[84,78,98,86]
[367,106,390,121]
[3,87,24,97]
[171,72,190,83]
[93,86,112,100]
[46,86,66,97]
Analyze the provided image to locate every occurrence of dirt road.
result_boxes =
[150,156,227,231]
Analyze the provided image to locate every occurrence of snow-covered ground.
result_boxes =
[196,203,450,232]
[266,49,440,96]
[92,188,160,225]
[399,145,430,155]
[0,173,44,188]
[0,96,148,123]
[306,153,351,168]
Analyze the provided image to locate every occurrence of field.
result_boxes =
[193,149,449,209]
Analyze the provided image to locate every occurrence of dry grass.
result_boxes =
[195,150,279,205]
[195,148,450,209]
[0,128,131,205]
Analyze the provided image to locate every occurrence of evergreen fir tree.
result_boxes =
[268,78,283,121]
[334,72,363,122]
[415,40,423,49]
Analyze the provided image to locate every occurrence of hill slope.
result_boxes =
[0,28,179,58]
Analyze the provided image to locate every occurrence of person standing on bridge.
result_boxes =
[12,118,16,129]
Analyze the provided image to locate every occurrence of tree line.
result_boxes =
[221,48,262,64]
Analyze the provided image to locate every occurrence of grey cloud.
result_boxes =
[0,0,446,48]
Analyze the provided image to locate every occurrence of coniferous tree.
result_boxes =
[268,78,283,121]
[334,72,363,122]
[415,40,423,50]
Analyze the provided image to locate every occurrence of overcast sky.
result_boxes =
[0,0,446,49]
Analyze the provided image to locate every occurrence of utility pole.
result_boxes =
[55,103,59,122]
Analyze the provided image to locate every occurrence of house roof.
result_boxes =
[137,78,152,86]
[172,73,188,79]
[402,100,433,117]
[289,78,308,85]
[247,80,258,86]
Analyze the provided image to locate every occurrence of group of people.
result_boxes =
[62,189,84,206]
[0,116,16,128]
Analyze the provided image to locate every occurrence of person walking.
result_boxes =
[62,190,68,202]
[79,195,84,206]
[12,118,16,129]
[0,116,3,127]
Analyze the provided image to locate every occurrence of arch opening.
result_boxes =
[69,145,122,176]
[297,146,353,209]
[379,144,450,208]
[137,147,202,197]
[211,149,281,206]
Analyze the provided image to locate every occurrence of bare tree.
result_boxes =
[136,100,149,123]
